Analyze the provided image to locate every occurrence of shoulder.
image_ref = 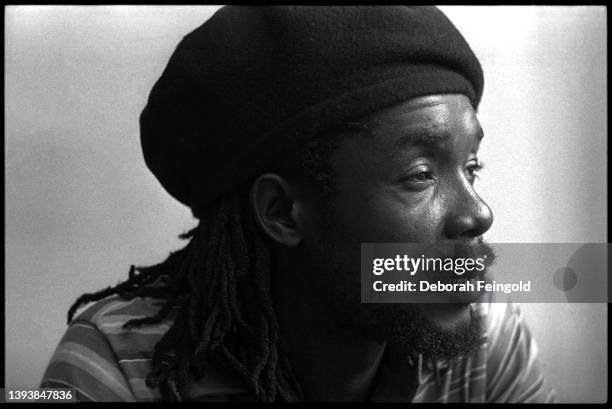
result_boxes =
[74,294,170,329]
[71,295,174,364]
[43,294,249,401]
[40,295,173,401]
[73,295,176,400]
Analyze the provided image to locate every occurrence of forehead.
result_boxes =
[326,93,483,177]
[358,94,481,141]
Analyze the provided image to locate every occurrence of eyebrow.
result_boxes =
[395,125,484,148]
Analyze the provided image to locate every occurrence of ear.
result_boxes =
[250,173,304,247]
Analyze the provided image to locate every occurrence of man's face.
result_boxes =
[295,93,494,360]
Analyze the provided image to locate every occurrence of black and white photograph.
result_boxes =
[5,5,607,403]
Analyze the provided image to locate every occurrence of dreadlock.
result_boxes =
[67,187,304,401]
[66,121,367,402]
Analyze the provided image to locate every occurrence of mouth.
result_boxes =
[447,276,483,303]
[427,272,487,304]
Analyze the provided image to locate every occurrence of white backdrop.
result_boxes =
[5,6,607,402]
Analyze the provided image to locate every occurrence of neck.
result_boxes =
[273,290,387,401]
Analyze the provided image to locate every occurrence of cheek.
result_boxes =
[333,186,445,243]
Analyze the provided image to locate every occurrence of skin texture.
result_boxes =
[250,93,494,401]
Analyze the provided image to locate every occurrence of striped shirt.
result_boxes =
[40,295,557,402]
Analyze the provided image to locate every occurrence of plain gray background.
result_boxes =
[5,6,607,402]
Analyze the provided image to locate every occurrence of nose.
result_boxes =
[444,186,493,239]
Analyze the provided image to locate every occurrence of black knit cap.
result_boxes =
[140,6,484,210]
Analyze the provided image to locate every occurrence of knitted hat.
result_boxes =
[140,6,483,210]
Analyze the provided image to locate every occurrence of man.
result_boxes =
[41,6,556,402]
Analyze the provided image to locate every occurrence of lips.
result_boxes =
[421,241,494,304]
[447,277,484,303]
[427,240,496,281]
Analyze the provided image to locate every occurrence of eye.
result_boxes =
[465,161,484,183]
[409,171,433,182]
[401,164,436,185]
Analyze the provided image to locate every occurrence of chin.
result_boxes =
[364,302,487,362]
[420,302,474,332]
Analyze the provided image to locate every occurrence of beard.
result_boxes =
[356,303,486,362]
[314,275,488,363]
[303,228,495,363]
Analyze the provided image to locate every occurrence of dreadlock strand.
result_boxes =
[146,315,185,390]
[249,218,285,401]
[183,231,209,342]
[196,301,221,355]
[184,212,223,344]
[227,198,258,338]
[218,247,235,337]
[192,199,235,363]
[173,325,196,400]
[197,214,228,345]
[123,253,194,329]
[218,344,260,397]
[124,251,195,329]
[225,243,256,340]
[251,317,272,394]
[230,192,282,400]
[67,276,141,324]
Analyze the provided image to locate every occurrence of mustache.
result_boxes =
[451,240,497,266]
[425,239,497,280]
[421,239,496,262]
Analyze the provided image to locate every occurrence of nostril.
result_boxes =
[462,228,480,239]
[444,215,475,239]
[444,207,493,239]
[443,185,494,239]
